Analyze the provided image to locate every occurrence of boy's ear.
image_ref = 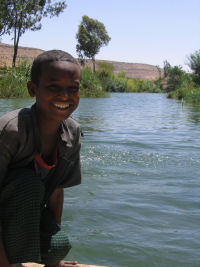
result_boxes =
[27,81,37,97]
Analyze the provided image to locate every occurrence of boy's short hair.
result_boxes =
[31,50,79,85]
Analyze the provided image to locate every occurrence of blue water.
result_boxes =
[0,93,200,267]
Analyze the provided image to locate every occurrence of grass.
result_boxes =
[0,60,31,98]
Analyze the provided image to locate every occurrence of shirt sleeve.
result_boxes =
[0,128,19,192]
[57,125,82,188]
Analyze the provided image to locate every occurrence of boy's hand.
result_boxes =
[59,261,79,267]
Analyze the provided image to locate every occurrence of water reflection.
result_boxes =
[187,104,200,124]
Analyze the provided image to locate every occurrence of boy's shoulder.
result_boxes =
[0,107,31,132]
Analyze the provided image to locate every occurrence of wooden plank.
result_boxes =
[21,263,109,267]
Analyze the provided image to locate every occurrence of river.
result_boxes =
[0,93,200,267]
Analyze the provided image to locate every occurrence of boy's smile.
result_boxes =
[28,61,81,124]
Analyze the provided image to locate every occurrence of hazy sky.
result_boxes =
[2,0,200,69]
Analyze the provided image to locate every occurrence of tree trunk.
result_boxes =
[12,26,21,67]
[12,9,22,68]
[92,58,96,72]
[12,43,18,68]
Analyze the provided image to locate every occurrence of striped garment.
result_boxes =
[0,168,71,265]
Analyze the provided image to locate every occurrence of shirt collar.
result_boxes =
[59,121,73,147]
[31,103,72,150]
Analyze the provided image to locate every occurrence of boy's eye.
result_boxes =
[47,85,61,92]
[68,87,79,94]
[47,85,79,94]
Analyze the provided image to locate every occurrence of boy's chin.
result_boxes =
[53,107,76,121]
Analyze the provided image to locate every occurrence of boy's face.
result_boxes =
[28,61,81,123]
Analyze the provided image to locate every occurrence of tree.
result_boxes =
[76,15,111,72]
[156,65,162,79]
[0,0,10,37]
[166,65,184,92]
[163,60,171,77]
[0,0,66,67]
[187,49,200,77]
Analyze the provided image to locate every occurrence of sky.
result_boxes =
[2,0,200,70]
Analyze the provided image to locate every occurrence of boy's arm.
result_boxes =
[48,188,64,224]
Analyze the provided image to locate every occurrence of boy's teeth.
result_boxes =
[54,103,70,109]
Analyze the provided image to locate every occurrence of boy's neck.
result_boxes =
[36,112,62,158]
[39,117,61,137]
[36,108,61,136]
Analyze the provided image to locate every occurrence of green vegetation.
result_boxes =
[76,15,111,72]
[0,0,66,66]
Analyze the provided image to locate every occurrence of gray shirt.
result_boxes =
[0,104,82,195]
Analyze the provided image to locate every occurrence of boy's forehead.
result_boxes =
[40,61,81,79]
[41,60,79,71]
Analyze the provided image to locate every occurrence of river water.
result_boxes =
[0,93,200,267]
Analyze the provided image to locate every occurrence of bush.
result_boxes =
[126,78,159,93]
[167,75,200,104]
[127,79,138,92]
[103,75,128,92]
[191,73,200,85]
[81,67,107,97]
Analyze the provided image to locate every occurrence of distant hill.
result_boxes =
[0,42,161,80]
[86,59,161,80]
[0,42,43,67]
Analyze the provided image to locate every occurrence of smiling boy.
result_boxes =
[0,50,82,267]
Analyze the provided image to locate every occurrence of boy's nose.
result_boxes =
[59,88,70,97]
